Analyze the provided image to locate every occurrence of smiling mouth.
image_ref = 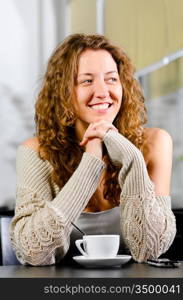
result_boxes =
[88,103,112,110]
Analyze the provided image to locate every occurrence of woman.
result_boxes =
[10,33,176,266]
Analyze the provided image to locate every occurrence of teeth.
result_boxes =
[90,103,110,110]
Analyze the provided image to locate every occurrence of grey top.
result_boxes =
[61,206,130,265]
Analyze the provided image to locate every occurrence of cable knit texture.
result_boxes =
[10,130,176,265]
[103,130,176,262]
[10,148,105,265]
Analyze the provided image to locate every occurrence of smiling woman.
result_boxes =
[74,49,122,129]
[73,49,122,146]
[9,33,176,266]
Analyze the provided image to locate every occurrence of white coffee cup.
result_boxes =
[75,234,120,258]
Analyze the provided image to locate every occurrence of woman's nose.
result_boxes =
[93,80,109,99]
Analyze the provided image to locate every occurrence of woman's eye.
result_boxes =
[82,79,92,84]
[107,77,118,82]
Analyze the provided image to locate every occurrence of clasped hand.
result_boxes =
[80,120,118,159]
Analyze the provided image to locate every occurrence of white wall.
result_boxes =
[0,0,59,209]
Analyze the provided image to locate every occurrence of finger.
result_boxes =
[82,130,99,141]
[79,138,88,146]
[80,133,96,146]
[109,126,118,132]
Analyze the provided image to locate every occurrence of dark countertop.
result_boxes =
[0,261,183,278]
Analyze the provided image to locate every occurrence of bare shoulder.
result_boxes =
[21,137,39,152]
[142,127,172,163]
[143,128,173,194]
[144,127,172,145]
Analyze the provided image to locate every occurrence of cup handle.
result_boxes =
[75,239,88,256]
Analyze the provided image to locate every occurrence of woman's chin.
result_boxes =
[88,116,116,124]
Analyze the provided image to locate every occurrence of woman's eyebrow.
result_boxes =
[78,73,93,77]
[78,71,118,77]
[105,71,118,75]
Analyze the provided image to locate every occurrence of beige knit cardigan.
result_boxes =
[10,130,176,265]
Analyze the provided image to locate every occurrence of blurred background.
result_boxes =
[0,0,183,212]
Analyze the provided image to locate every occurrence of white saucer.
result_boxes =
[73,255,132,268]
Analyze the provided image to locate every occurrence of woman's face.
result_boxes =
[73,49,122,133]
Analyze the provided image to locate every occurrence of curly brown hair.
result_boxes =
[35,33,147,211]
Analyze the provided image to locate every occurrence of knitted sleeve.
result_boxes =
[10,145,105,266]
[103,130,176,262]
